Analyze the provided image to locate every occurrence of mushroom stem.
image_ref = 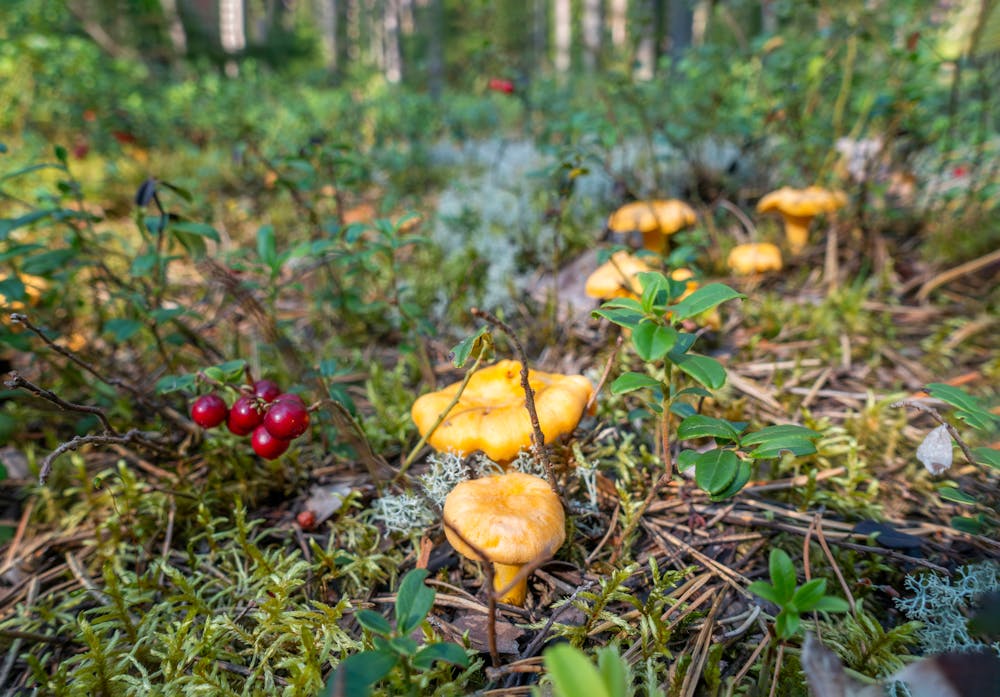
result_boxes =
[641,229,665,253]
[492,562,528,606]
[783,215,814,254]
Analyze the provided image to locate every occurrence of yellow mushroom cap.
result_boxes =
[727,243,784,275]
[585,251,652,300]
[443,472,565,567]
[756,186,846,218]
[608,200,697,252]
[411,360,594,463]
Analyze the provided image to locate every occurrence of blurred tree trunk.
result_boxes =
[553,0,572,73]
[426,0,444,100]
[582,0,602,70]
[667,0,692,58]
[635,0,662,78]
[761,0,778,34]
[161,0,188,59]
[384,0,402,82]
[610,0,628,49]
[318,0,340,74]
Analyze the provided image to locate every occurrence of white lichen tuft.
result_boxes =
[370,493,435,534]
[895,562,1000,655]
[419,451,471,508]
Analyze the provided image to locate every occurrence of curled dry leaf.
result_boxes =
[916,424,953,475]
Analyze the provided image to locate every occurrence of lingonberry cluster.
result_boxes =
[190,379,310,460]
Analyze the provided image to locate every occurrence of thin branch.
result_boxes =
[5,371,114,433]
[38,430,170,485]
[891,399,979,469]
[470,307,555,489]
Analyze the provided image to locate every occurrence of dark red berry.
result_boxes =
[191,394,228,428]
[296,510,317,530]
[263,399,310,440]
[251,425,290,459]
[227,396,263,435]
[253,379,282,402]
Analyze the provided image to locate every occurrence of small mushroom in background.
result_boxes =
[607,199,697,254]
[727,242,784,275]
[443,471,565,606]
[410,359,594,464]
[584,251,652,300]
[756,186,846,254]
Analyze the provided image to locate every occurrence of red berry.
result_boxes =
[191,394,228,428]
[274,392,305,406]
[263,399,310,440]
[296,510,317,530]
[253,379,282,402]
[227,396,263,435]
[251,425,290,459]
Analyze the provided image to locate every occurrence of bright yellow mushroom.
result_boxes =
[443,471,565,606]
[607,200,697,253]
[411,360,593,463]
[756,186,846,254]
[727,243,783,275]
[584,251,652,300]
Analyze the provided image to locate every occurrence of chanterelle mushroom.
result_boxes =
[585,251,652,300]
[411,359,593,463]
[443,472,565,606]
[727,242,783,275]
[607,200,697,253]
[756,186,846,254]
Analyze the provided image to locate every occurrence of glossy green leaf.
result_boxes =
[775,610,800,639]
[677,414,743,442]
[105,318,143,342]
[938,486,976,504]
[667,283,744,321]
[769,549,797,602]
[694,449,740,495]
[596,646,629,697]
[355,609,392,636]
[544,644,612,697]
[926,383,998,431]
[951,515,986,534]
[631,320,677,361]
[22,249,77,275]
[449,326,494,367]
[257,224,278,269]
[671,353,726,390]
[610,371,661,395]
[327,650,397,697]
[811,596,851,613]
[412,642,470,671]
[395,568,435,636]
[748,581,782,605]
[709,459,752,500]
[791,578,827,611]
[742,425,820,459]
[155,373,196,394]
[387,636,419,657]
[973,447,1000,469]
[170,220,221,243]
[593,306,644,329]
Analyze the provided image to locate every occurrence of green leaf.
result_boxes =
[926,383,998,432]
[54,145,68,164]
[22,249,77,275]
[938,486,976,504]
[637,271,669,312]
[170,220,221,243]
[671,353,727,390]
[742,425,820,459]
[355,609,392,636]
[387,636,418,657]
[775,610,800,639]
[155,373,197,394]
[678,415,743,442]
[667,283,744,321]
[104,318,143,342]
[811,596,851,613]
[973,447,1000,469]
[0,210,54,239]
[709,459,752,501]
[951,515,985,534]
[610,371,661,395]
[769,549,797,602]
[791,578,828,611]
[593,306,644,329]
[747,581,782,605]
[412,642,470,671]
[596,646,629,697]
[327,651,397,697]
[395,568,435,636]
[0,276,26,303]
[257,224,278,269]
[631,320,677,361]
[449,326,494,367]
[202,359,248,384]
[544,644,612,697]
[694,449,740,495]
